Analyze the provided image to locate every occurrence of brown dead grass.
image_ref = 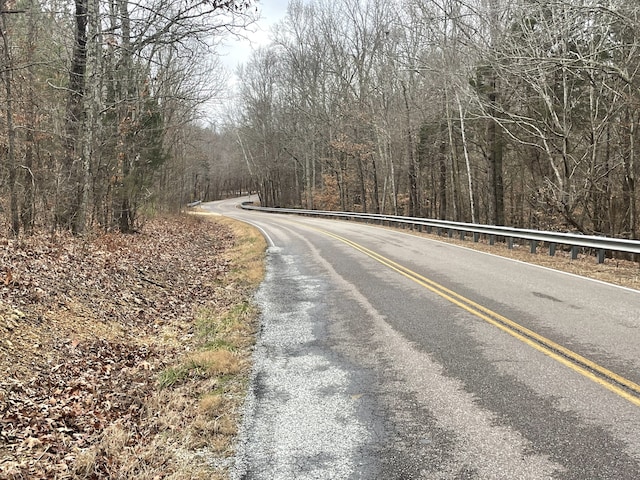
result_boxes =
[199,393,225,415]
[188,349,245,376]
[215,216,267,287]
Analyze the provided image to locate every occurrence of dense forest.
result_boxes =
[0,0,253,235]
[237,0,640,239]
[2,0,640,239]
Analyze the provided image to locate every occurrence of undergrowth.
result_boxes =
[0,214,266,479]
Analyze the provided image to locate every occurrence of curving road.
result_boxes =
[202,197,640,480]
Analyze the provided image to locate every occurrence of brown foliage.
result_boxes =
[311,173,342,211]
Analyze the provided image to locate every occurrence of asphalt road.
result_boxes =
[202,197,640,480]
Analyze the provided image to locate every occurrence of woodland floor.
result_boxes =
[0,214,265,479]
[0,211,638,479]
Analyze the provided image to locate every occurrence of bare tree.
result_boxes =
[0,1,20,235]
[232,0,640,240]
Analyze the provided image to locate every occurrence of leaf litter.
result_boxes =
[0,215,258,479]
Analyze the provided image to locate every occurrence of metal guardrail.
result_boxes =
[241,203,640,264]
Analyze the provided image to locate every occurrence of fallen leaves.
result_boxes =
[0,214,246,479]
[1,338,161,477]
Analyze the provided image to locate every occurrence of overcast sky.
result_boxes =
[206,1,291,123]
[220,0,291,72]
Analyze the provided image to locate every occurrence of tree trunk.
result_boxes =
[371,154,380,214]
[305,152,313,208]
[356,156,367,212]
[0,5,19,235]
[20,0,39,235]
[623,106,637,240]
[438,121,448,220]
[117,0,134,232]
[403,83,418,217]
[487,77,504,225]
[457,93,476,223]
[59,0,88,232]
[21,131,35,234]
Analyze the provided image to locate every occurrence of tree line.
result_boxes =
[0,0,252,235]
[236,0,640,239]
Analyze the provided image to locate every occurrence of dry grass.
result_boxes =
[127,216,267,478]
[188,349,245,376]
[215,216,267,287]
[199,394,225,415]
[66,217,265,479]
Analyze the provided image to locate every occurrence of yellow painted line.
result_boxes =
[308,225,640,407]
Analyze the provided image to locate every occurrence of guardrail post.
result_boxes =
[427,226,432,234]
[459,231,465,241]
[436,227,441,236]
[549,243,556,257]
[489,235,495,245]
[417,224,422,233]
[448,229,453,238]
[597,249,606,264]
[530,240,538,254]
[571,246,579,260]
[507,237,514,249]
[473,232,480,243]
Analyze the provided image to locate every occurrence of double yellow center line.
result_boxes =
[314,226,640,407]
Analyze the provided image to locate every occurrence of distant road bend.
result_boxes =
[203,197,640,480]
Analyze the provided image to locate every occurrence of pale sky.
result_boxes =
[220,0,291,71]
[205,1,292,123]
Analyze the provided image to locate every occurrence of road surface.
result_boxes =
[202,198,640,479]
